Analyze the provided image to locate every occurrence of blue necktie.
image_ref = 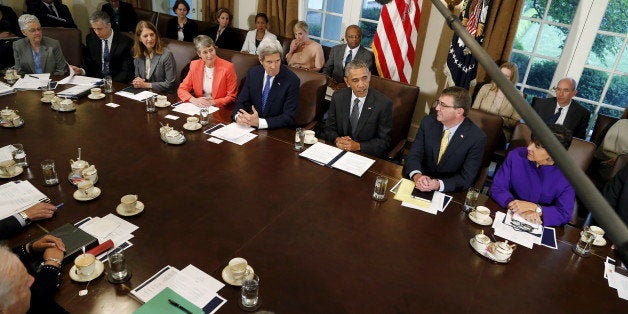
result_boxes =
[102,40,110,76]
[344,50,352,68]
[261,75,271,115]
[33,51,43,74]
[549,107,563,124]
[350,98,360,137]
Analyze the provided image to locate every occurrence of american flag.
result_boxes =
[372,0,422,84]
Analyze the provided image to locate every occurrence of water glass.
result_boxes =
[294,128,305,151]
[372,176,388,201]
[199,108,211,126]
[240,274,260,309]
[108,251,129,282]
[103,76,113,93]
[573,227,596,256]
[464,187,480,212]
[41,160,59,186]
[145,96,156,113]
[11,144,28,167]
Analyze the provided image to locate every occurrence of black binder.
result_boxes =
[47,223,99,262]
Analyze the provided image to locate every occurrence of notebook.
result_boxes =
[46,223,98,261]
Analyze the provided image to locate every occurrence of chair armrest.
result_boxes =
[386,140,406,161]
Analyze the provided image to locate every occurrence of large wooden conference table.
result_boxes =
[2,87,625,313]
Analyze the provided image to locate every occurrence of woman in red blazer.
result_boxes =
[177,35,238,108]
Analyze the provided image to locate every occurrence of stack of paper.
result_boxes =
[299,142,375,177]
[171,102,218,116]
[0,81,16,96]
[391,179,452,214]
[131,264,226,314]
[115,88,157,101]
[604,257,628,300]
[0,180,49,219]
[205,123,257,145]
[75,214,138,261]
[57,84,93,99]
[12,74,50,90]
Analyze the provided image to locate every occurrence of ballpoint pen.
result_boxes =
[168,299,192,314]
[56,203,64,209]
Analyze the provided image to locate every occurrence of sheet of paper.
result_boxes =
[115,90,157,101]
[12,76,47,90]
[393,179,431,209]
[180,265,225,293]
[492,211,536,249]
[64,75,102,85]
[402,201,438,214]
[56,63,75,84]
[0,181,49,219]
[168,265,225,308]
[431,192,446,213]
[105,103,119,108]
[299,142,343,165]
[56,84,93,97]
[0,81,16,96]
[131,266,179,303]
[164,115,179,120]
[78,213,138,244]
[331,152,375,177]
[207,137,223,144]
[210,122,255,142]
[172,103,218,116]
[233,132,257,145]
[28,73,51,80]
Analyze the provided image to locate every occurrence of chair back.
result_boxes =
[509,123,532,151]
[289,67,327,127]
[228,52,261,92]
[42,27,82,67]
[136,8,158,26]
[467,109,504,188]
[156,12,172,38]
[589,114,619,147]
[162,38,197,82]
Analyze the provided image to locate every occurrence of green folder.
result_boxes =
[133,288,203,314]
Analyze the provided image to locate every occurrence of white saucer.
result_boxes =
[468,211,493,226]
[51,104,76,112]
[116,201,145,216]
[593,237,607,247]
[183,122,202,131]
[469,239,509,263]
[0,165,23,178]
[69,260,105,282]
[1,119,24,128]
[40,97,53,103]
[73,187,102,201]
[88,93,106,100]
[155,101,171,108]
[161,134,186,145]
[304,137,318,145]
[221,265,254,286]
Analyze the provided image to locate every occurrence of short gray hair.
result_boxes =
[193,35,215,51]
[257,38,283,60]
[0,245,21,309]
[18,14,39,30]
[559,77,578,91]
[344,59,369,77]
[89,11,111,25]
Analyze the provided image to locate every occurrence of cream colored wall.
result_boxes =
[233,0,258,30]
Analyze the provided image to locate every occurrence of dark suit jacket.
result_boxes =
[232,64,300,129]
[207,25,241,51]
[404,115,487,192]
[531,97,590,139]
[165,17,199,42]
[324,87,392,158]
[12,36,67,75]
[322,44,376,83]
[102,2,138,33]
[0,215,22,240]
[84,31,134,83]
[133,48,177,93]
[604,165,628,226]
[0,5,20,36]
[27,1,76,28]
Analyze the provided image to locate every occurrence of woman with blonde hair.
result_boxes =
[131,20,177,93]
[286,21,324,71]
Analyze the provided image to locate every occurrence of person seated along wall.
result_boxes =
[0,236,67,314]
[241,12,276,55]
[131,21,176,94]
[531,77,590,139]
[322,25,376,85]
[0,5,20,38]
[70,11,134,83]
[472,62,522,141]
[206,7,239,51]
[101,0,138,33]
[594,109,628,179]
[323,59,392,158]
[232,38,300,129]
[165,0,198,42]
[26,0,76,28]
[177,35,238,108]
[13,14,67,75]
[403,86,487,193]
[490,125,575,226]
[603,165,628,226]
[285,21,324,72]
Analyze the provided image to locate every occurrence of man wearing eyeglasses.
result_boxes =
[531,77,590,139]
[404,86,487,192]
[322,25,376,85]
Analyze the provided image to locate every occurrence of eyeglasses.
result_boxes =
[26,28,42,33]
[433,100,456,109]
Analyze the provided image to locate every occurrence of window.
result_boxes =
[510,0,627,135]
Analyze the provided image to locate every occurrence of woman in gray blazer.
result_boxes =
[131,20,176,93]
[12,14,67,75]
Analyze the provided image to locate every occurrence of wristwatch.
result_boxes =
[19,211,31,224]
[535,205,543,215]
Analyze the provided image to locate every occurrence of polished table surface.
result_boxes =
[1,87,626,313]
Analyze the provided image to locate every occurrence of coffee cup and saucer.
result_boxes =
[222,257,255,286]
[88,88,106,100]
[116,194,145,216]
[73,181,101,201]
[589,225,607,246]
[183,117,202,131]
[303,130,317,145]
[0,160,23,178]
[70,253,105,282]
[154,95,170,108]
[468,206,492,226]
[41,90,56,103]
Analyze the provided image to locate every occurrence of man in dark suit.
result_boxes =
[531,77,590,139]
[0,203,58,240]
[322,25,376,84]
[404,86,487,192]
[323,59,392,158]
[233,38,300,129]
[603,165,628,226]
[27,0,76,28]
[69,11,134,83]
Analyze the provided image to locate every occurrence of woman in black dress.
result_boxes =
[165,0,198,42]
[207,8,240,51]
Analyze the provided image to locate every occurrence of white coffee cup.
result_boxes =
[473,206,491,221]
[228,257,248,280]
[304,130,316,143]
[187,116,199,124]
[60,99,75,110]
[90,88,102,96]
[474,232,491,251]
[121,194,138,213]
[589,225,605,242]
[77,181,96,197]
[156,95,167,106]
[0,160,16,175]
[74,253,96,276]
[493,241,515,261]
[42,90,55,100]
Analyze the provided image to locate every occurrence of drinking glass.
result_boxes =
[11,144,28,167]
[372,176,388,201]
[240,274,260,309]
[573,227,596,257]
[464,187,480,212]
[103,76,113,93]
[108,250,130,282]
[145,96,156,113]
[41,160,59,186]
[294,128,305,151]
[199,108,211,126]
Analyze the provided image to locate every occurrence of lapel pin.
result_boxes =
[460,134,464,138]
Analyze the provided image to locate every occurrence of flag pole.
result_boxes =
[430,0,628,265]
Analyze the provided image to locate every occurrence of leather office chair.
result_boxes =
[229,52,262,92]
[589,113,619,147]
[136,8,158,26]
[290,67,327,128]
[467,109,504,189]
[42,27,83,67]
[162,38,197,82]
[368,76,420,161]
[156,12,171,38]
